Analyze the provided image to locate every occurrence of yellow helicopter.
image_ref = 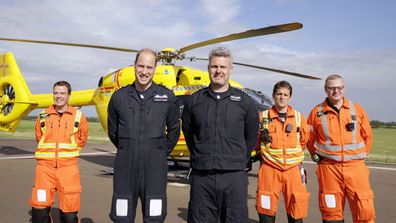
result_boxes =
[0,22,320,159]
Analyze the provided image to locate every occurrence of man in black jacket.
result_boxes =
[182,47,259,223]
[107,48,180,223]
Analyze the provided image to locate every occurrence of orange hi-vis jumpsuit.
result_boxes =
[30,105,88,213]
[307,98,374,223]
[256,106,310,220]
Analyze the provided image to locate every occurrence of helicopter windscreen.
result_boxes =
[242,88,273,111]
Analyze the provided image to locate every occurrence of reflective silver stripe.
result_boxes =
[35,152,55,158]
[316,150,341,161]
[37,143,56,149]
[349,101,357,144]
[263,152,304,164]
[71,110,83,146]
[319,103,331,146]
[58,151,80,157]
[344,152,367,160]
[314,141,365,152]
[314,141,342,152]
[295,110,301,146]
[268,147,302,154]
[344,141,366,151]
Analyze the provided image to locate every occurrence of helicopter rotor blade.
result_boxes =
[0,38,139,53]
[190,57,321,80]
[178,22,303,54]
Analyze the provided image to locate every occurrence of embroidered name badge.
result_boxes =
[154,94,168,102]
[230,95,241,101]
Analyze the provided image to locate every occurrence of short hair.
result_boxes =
[208,47,233,64]
[53,81,71,95]
[272,80,293,96]
[134,48,157,65]
[325,74,344,87]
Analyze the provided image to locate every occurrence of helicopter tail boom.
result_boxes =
[0,52,38,132]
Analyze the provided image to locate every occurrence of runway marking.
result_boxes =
[168,182,189,187]
[303,160,396,171]
[0,151,116,160]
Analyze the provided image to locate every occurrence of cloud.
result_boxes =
[201,0,240,24]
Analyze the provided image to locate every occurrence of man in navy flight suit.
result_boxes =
[108,48,180,223]
[182,47,259,223]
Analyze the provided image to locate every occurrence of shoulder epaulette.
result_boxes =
[158,84,173,91]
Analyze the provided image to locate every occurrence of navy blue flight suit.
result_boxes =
[182,86,259,223]
[108,83,180,223]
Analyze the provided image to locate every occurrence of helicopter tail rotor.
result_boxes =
[0,52,38,132]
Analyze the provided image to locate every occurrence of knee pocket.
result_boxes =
[109,193,134,221]
[144,194,167,219]
[59,185,81,212]
[319,191,343,216]
[355,190,375,221]
[256,190,278,216]
[30,186,55,207]
[290,192,310,219]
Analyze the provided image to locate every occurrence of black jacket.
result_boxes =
[182,86,259,170]
[108,82,180,156]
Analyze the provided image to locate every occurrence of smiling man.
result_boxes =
[307,74,375,223]
[182,47,259,223]
[108,48,180,223]
[30,81,88,223]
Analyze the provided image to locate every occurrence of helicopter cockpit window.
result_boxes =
[242,88,273,112]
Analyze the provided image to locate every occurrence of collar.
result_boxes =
[207,85,233,100]
[323,97,350,112]
[268,105,295,118]
[129,82,158,100]
[47,105,74,115]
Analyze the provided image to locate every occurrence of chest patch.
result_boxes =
[230,95,241,102]
[153,94,168,102]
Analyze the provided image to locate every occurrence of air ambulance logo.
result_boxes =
[154,94,168,102]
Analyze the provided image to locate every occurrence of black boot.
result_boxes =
[60,210,78,223]
[287,214,303,223]
[31,207,51,223]
[323,220,344,223]
[258,214,276,223]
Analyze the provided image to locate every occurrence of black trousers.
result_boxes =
[109,147,168,223]
[188,169,248,223]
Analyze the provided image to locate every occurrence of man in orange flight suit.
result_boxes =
[307,74,375,223]
[256,81,310,223]
[29,81,88,223]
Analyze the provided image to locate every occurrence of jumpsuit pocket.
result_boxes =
[256,190,278,216]
[30,186,54,207]
[59,185,82,212]
[110,193,134,221]
[290,192,310,219]
[355,190,375,221]
[319,191,342,215]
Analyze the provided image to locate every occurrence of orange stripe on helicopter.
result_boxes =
[99,86,115,91]
[116,70,120,88]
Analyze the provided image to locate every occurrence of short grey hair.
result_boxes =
[208,47,233,64]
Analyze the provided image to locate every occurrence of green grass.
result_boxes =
[368,128,396,164]
[1,121,395,164]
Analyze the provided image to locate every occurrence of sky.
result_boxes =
[0,0,395,121]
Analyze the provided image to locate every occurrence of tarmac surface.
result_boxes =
[1,138,395,223]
